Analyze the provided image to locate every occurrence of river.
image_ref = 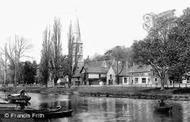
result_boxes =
[0,92,190,122]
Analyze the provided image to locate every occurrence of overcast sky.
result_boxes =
[0,0,189,63]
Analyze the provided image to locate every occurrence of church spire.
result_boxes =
[68,16,83,68]
[76,17,81,37]
[72,16,81,42]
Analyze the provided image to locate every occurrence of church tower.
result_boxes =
[68,17,83,69]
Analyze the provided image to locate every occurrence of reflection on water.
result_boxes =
[29,93,71,110]
[0,92,190,122]
[71,96,183,122]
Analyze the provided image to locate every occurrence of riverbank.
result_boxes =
[1,85,190,101]
[76,86,190,101]
[0,86,76,95]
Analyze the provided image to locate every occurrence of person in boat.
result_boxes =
[20,89,26,96]
[159,99,166,107]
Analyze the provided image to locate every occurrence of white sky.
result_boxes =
[0,0,189,63]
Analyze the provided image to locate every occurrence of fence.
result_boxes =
[1,83,190,88]
[78,83,190,88]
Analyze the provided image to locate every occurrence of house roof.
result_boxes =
[120,66,129,76]
[127,65,152,73]
[115,64,152,77]
[73,66,83,77]
[83,60,111,74]
[86,67,107,73]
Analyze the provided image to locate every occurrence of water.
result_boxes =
[0,92,190,122]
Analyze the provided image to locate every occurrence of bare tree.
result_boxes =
[1,36,32,86]
[0,53,6,84]
[0,44,8,84]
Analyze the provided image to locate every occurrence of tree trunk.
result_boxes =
[68,76,72,88]
[160,80,164,90]
[54,76,58,85]
[14,66,17,87]
[159,70,169,90]
[115,75,119,85]
[160,77,165,90]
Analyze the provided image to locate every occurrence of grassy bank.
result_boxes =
[1,85,190,101]
[76,86,174,95]
[76,86,190,101]
[0,86,76,94]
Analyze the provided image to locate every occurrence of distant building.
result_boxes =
[80,60,110,85]
[106,66,116,85]
[107,63,161,86]
[106,60,127,85]
[125,64,160,85]
[77,59,163,86]
[68,17,84,86]
[72,67,84,86]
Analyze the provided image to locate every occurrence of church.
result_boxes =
[68,17,84,86]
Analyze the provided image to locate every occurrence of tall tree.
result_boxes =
[132,10,177,90]
[50,18,62,84]
[39,28,52,86]
[67,21,81,87]
[167,8,190,83]
[175,8,190,71]
[67,22,74,87]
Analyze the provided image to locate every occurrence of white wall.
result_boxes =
[88,74,99,78]
[122,77,130,85]
[106,67,116,85]
[132,76,150,84]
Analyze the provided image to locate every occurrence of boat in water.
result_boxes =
[154,99,172,114]
[24,106,73,119]
[0,90,72,120]
[0,104,72,119]
[6,89,31,103]
[154,105,172,113]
